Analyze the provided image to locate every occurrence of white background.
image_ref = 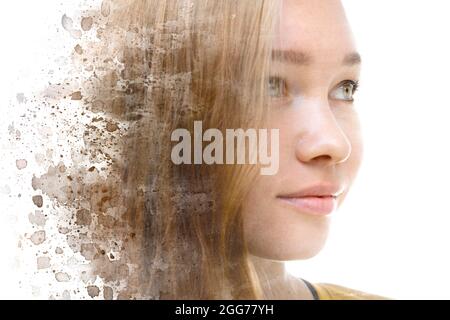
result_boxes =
[1,0,450,299]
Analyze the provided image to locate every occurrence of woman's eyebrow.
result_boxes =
[272,49,311,65]
[271,49,362,66]
[342,52,362,66]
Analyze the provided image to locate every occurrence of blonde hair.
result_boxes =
[87,0,280,299]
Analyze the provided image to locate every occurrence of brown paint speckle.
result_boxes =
[37,256,51,269]
[87,285,100,298]
[105,122,119,132]
[61,14,82,39]
[55,272,71,282]
[75,209,92,226]
[103,286,113,300]
[101,1,111,17]
[61,14,73,31]
[74,44,83,55]
[28,210,47,227]
[81,17,93,31]
[30,230,46,245]
[71,91,82,100]
[32,195,43,208]
[80,243,97,261]
[16,159,27,170]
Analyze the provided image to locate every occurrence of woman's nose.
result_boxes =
[294,99,352,166]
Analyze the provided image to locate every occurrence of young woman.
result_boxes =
[78,0,385,299]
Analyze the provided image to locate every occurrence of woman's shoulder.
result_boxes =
[304,280,390,300]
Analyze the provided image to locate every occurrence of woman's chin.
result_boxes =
[248,234,329,261]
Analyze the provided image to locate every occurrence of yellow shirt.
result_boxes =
[303,280,389,300]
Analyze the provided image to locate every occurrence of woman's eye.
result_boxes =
[330,80,359,102]
[268,76,288,98]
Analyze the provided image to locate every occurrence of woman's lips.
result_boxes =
[277,195,337,216]
[276,183,343,216]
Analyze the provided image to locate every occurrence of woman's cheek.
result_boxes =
[340,111,364,179]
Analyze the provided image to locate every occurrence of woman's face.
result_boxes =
[242,0,363,260]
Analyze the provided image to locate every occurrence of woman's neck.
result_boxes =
[249,254,315,300]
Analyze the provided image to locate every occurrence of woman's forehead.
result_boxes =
[274,0,357,66]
